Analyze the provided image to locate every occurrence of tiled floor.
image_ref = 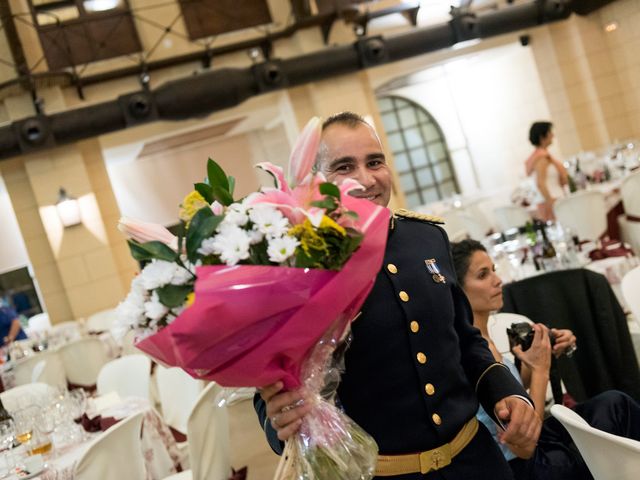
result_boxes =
[228,398,280,479]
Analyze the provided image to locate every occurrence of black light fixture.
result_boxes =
[55,188,81,227]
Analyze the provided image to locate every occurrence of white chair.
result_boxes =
[0,382,55,411]
[439,209,468,242]
[27,313,51,334]
[120,329,139,356]
[57,337,109,387]
[554,191,607,241]
[86,308,117,333]
[550,404,640,480]
[620,171,640,254]
[74,412,146,480]
[50,321,81,341]
[621,266,640,331]
[155,365,204,436]
[12,350,66,388]
[493,205,531,231]
[163,382,231,480]
[97,354,151,400]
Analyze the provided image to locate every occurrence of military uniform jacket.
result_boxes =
[255,213,528,456]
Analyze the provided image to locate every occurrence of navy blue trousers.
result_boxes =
[509,390,640,480]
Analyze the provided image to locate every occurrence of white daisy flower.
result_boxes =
[211,224,251,266]
[222,202,249,227]
[249,205,290,238]
[267,235,300,263]
[171,265,192,285]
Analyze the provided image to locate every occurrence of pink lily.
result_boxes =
[288,117,322,187]
[118,217,178,250]
[256,162,291,194]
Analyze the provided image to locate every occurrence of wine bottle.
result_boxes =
[540,223,557,259]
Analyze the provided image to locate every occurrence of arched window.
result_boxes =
[377,96,459,208]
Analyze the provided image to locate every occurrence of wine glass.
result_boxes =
[0,418,16,478]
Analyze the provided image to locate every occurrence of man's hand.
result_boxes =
[259,381,313,441]
[550,328,577,358]
[495,396,541,459]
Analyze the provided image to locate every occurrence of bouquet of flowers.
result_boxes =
[114,117,389,479]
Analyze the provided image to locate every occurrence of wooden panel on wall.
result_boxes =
[179,0,272,40]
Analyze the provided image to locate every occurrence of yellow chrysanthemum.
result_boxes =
[319,215,346,237]
[179,191,208,223]
[288,219,327,255]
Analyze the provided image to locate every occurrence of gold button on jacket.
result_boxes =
[417,352,427,364]
[410,321,419,333]
[432,413,442,425]
[399,291,409,302]
[425,383,435,396]
[387,263,398,274]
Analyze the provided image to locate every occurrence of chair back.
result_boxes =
[550,404,640,480]
[74,412,145,480]
[187,382,231,480]
[156,365,204,435]
[120,329,139,356]
[58,337,109,387]
[86,309,117,333]
[0,382,55,411]
[554,191,607,241]
[622,266,640,331]
[621,170,640,217]
[27,313,51,334]
[12,350,66,388]
[439,209,468,242]
[488,313,533,362]
[493,205,531,231]
[97,354,151,400]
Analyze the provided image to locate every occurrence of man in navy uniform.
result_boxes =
[254,112,540,479]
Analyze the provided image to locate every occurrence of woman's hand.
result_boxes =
[512,324,552,375]
[259,381,313,441]
[550,328,577,358]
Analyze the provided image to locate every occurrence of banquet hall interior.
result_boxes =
[0,0,640,478]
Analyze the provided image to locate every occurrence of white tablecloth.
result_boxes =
[36,397,182,480]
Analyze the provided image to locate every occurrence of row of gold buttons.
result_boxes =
[388,263,440,425]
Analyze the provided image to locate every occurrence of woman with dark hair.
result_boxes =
[525,122,568,221]
[451,238,640,480]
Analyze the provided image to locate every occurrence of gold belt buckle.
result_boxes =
[419,443,452,474]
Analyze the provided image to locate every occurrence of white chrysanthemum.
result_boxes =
[211,224,251,266]
[144,291,169,321]
[130,275,146,295]
[247,228,264,245]
[222,202,249,227]
[140,260,176,290]
[249,205,290,238]
[171,265,192,285]
[198,237,217,256]
[112,290,146,341]
[267,235,300,263]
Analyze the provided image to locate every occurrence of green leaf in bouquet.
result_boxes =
[186,207,224,262]
[128,240,178,262]
[228,175,236,196]
[207,158,230,191]
[156,284,193,308]
[319,182,341,199]
[194,183,214,204]
[310,197,338,210]
[343,210,359,219]
[177,221,185,255]
[211,185,234,206]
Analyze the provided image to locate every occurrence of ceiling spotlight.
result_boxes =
[603,21,618,33]
[247,48,262,64]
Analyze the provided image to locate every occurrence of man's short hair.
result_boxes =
[528,121,552,147]
[322,111,368,131]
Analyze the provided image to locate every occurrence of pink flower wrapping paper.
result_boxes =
[135,199,389,390]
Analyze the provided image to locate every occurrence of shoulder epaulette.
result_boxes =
[394,208,445,225]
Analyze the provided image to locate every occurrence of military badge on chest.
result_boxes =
[425,258,446,284]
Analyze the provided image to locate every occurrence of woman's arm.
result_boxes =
[3,318,23,345]
[511,324,551,420]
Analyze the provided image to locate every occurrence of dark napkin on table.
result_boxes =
[80,413,118,432]
[588,240,634,261]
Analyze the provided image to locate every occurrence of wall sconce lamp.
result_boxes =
[56,188,82,227]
